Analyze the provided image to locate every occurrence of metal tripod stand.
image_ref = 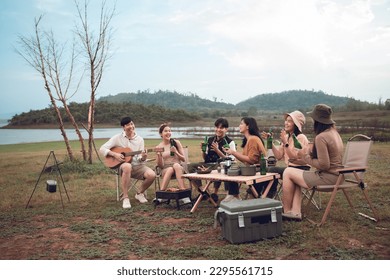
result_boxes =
[26,150,70,209]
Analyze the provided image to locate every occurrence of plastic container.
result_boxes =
[216,198,282,244]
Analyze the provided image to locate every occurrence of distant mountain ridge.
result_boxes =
[6,89,379,127]
[98,89,359,113]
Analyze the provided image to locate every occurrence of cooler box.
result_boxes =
[217,198,282,244]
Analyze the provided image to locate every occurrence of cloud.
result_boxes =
[318,0,374,30]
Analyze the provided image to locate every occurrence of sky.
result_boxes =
[0,0,390,118]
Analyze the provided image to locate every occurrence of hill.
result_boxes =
[98,90,235,111]
[99,89,375,114]
[5,101,201,127]
[5,89,384,127]
[235,90,351,112]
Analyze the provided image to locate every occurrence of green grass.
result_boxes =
[0,138,389,260]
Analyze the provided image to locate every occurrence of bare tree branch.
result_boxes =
[74,0,116,163]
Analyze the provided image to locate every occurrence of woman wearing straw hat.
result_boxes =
[281,104,344,220]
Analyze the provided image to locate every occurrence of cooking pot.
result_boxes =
[240,165,257,176]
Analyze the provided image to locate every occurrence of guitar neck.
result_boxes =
[123,148,159,157]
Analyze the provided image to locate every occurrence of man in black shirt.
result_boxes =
[188,118,236,202]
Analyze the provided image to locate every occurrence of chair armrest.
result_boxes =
[336,166,367,174]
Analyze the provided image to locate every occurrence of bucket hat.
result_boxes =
[307,104,335,124]
[284,110,305,132]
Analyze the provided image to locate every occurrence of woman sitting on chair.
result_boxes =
[261,110,310,197]
[282,104,344,221]
[223,117,267,202]
[156,123,188,191]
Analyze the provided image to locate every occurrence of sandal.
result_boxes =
[282,212,302,221]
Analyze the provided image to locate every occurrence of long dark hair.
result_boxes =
[311,121,334,158]
[241,117,264,148]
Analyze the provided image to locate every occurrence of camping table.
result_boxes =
[182,170,280,213]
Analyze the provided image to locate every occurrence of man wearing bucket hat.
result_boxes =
[281,104,343,220]
[259,110,310,198]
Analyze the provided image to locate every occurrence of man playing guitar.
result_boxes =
[100,117,156,209]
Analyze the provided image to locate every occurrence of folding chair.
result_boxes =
[114,158,155,201]
[154,146,189,190]
[154,146,193,209]
[114,169,139,201]
[302,187,321,210]
[304,134,379,226]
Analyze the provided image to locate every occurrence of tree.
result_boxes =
[45,29,87,161]
[74,0,115,163]
[16,16,80,161]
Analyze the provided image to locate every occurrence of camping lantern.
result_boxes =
[46,180,57,193]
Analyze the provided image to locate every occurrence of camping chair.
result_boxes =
[154,146,193,209]
[304,134,379,226]
[114,158,155,201]
[154,146,190,190]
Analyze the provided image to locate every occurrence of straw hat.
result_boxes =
[307,104,335,124]
[284,110,306,132]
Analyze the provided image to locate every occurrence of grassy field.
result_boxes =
[0,137,389,260]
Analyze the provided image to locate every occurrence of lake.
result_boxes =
[0,126,218,145]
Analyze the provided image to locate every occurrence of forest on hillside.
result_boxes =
[5,90,389,127]
[99,89,386,113]
[6,101,200,127]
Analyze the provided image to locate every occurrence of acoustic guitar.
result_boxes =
[104,147,164,169]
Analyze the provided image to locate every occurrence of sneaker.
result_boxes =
[179,197,192,205]
[135,193,148,203]
[122,198,131,209]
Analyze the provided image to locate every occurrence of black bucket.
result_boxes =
[46,180,57,193]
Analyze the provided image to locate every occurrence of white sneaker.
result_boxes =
[122,198,131,209]
[135,193,148,203]
[179,197,192,204]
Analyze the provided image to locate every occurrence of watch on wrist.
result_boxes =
[284,143,289,148]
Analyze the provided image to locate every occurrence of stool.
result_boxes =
[154,189,193,210]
